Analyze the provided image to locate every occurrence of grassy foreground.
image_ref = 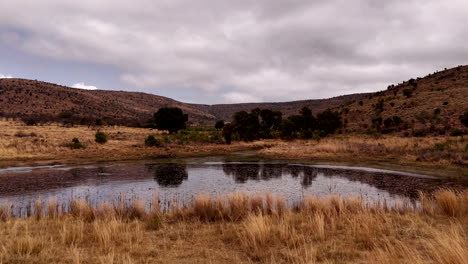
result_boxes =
[0,190,467,264]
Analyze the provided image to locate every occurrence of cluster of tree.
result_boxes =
[222,107,342,144]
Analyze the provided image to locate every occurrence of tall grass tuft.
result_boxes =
[0,205,11,221]
[228,193,250,221]
[47,199,59,219]
[434,189,461,217]
[34,199,43,221]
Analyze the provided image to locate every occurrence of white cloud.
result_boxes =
[222,92,260,104]
[0,0,468,102]
[0,74,13,79]
[72,82,98,90]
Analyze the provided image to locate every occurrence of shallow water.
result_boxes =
[0,157,460,215]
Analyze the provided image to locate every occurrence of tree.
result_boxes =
[259,109,282,138]
[222,123,234,144]
[260,109,282,130]
[231,111,260,141]
[300,107,317,131]
[316,110,342,135]
[279,119,296,139]
[154,107,188,134]
[215,120,225,130]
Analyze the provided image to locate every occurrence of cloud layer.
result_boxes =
[0,74,12,79]
[1,0,468,103]
[72,82,98,90]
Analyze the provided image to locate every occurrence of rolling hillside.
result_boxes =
[337,66,468,134]
[0,78,367,125]
[0,65,466,131]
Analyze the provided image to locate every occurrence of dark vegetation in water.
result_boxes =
[150,164,188,187]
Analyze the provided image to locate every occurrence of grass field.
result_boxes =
[0,190,467,264]
[259,135,468,179]
[0,119,261,165]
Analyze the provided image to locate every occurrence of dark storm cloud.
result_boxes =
[0,0,467,103]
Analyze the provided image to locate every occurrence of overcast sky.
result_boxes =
[0,0,467,104]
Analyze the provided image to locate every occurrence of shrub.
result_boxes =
[22,117,37,126]
[14,131,37,137]
[69,138,84,149]
[215,120,225,130]
[403,89,413,98]
[434,143,445,151]
[374,99,384,113]
[450,129,466,136]
[460,111,468,127]
[58,111,73,119]
[413,129,428,137]
[95,131,107,144]
[145,135,162,147]
[95,119,103,126]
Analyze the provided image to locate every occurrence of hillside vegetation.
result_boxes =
[338,66,468,135]
[0,65,466,133]
[0,79,365,126]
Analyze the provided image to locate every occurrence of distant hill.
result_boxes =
[0,78,367,125]
[336,65,468,134]
[0,65,466,132]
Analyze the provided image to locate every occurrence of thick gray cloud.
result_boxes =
[1,0,467,103]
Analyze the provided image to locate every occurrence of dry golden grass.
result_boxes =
[0,119,261,164]
[259,135,468,177]
[0,191,467,264]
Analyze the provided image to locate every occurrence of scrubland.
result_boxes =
[0,190,467,264]
[0,119,261,165]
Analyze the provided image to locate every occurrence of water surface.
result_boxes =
[0,157,460,215]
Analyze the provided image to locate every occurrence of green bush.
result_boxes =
[69,138,84,149]
[95,131,107,144]
[145,135,162,147]
[434,143,445,151]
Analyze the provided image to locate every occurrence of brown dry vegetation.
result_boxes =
[0,78,365,125]
[339,66,468,134]
[0,190,467,263]
[259,135,468,178]
[0,119,262,165]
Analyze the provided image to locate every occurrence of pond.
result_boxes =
[0,156,461,216]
